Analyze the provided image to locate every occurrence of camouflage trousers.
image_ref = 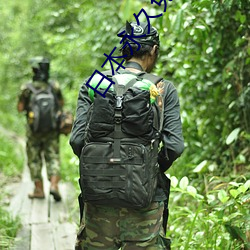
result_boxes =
[26,130,60,181]
[75,201,170,250]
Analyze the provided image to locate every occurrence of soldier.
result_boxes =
[70,22,185,249]
[17,57,64,201]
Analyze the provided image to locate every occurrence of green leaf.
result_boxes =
[226,128,241,145]
[224,223,247,242]
[229,182,240,187]
[179,176,189,190]
[227,212,243,221]
[244,180,250,190]
[240,193,250,204]
[218,190,229,203]
[237,185,247,194]
[240,14,246,24]
[229,189,239,198]
[246,57,250,65]
[172,9,183,34]
[196,25,206,30]
[193,160,208,173]
[206,194,216,204]
[171,176,178,188]
[187,185,197,197]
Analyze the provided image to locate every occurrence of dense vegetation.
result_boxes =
[0,0,249,249]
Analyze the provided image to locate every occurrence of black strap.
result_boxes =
[158,172,171,233]
[112,76,141,160]
[113,76,138,96]
[82,169,127,176]
[124,61,163,85]
[101,70,114,78]
[85,181,125,189]
[138,72,163,86]
[78,193,84,224]
[82,157,143,165]
[27,83,40,94]
[27,82,53,93]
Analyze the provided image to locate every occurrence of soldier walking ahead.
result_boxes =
[17,57,64,201]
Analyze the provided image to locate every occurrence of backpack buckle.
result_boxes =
[115,96,123,110]
[115,113,122,124]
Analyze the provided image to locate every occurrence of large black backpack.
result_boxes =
[80,71,164,209]
[27,82,59,133]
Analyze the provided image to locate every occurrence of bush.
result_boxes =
[0,207,20,250]
[167,175,250,250]
[0,134,24,177]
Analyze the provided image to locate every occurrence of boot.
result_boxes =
[28,180,45,199]
[50,175,62,202]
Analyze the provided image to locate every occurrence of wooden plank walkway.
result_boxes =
[8,163,79,250]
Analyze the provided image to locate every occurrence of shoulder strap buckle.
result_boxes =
[115,96,123,110]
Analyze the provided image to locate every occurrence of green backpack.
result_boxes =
[80,70,164,209]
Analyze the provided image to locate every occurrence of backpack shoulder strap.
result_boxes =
[112,76,138,96]
[26,83,39,94]
[47,80,56,92]
[101,70,115,78]
[27,82,53,93]
[137,72,163,85]
[137,72,165,131]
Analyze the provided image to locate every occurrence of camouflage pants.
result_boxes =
[26,130,60,181]
[75,201,170,250]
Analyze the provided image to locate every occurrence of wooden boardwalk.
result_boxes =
[8,164,78,250]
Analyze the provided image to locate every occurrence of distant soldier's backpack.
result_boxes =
[27,83,59,133]
[80,70,164,209]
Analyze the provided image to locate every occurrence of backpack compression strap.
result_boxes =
[110,76,141,160]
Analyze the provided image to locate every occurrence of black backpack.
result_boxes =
[27,82,59,133]
[80,71,164,209]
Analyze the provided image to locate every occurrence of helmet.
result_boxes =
[30,57,50,82]
[117,21,160,47]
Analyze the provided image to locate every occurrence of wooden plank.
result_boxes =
[31,223,54,250]
[52,222,76,250]
[8,181,33,219]
[61,182,77,210]
[50,182,76,223]
[9,157,78,250]
[50,196,67,223]
[11,224,31,250]
[30,196,49,224]
[16,181,33,224]
[21,163,31,182]
[8,182,27,217]
[50,183,78,249]
[61,182,79,224]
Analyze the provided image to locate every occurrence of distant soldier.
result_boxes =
[17,57,64,201]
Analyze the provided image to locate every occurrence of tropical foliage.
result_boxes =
[0,0,249,249]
